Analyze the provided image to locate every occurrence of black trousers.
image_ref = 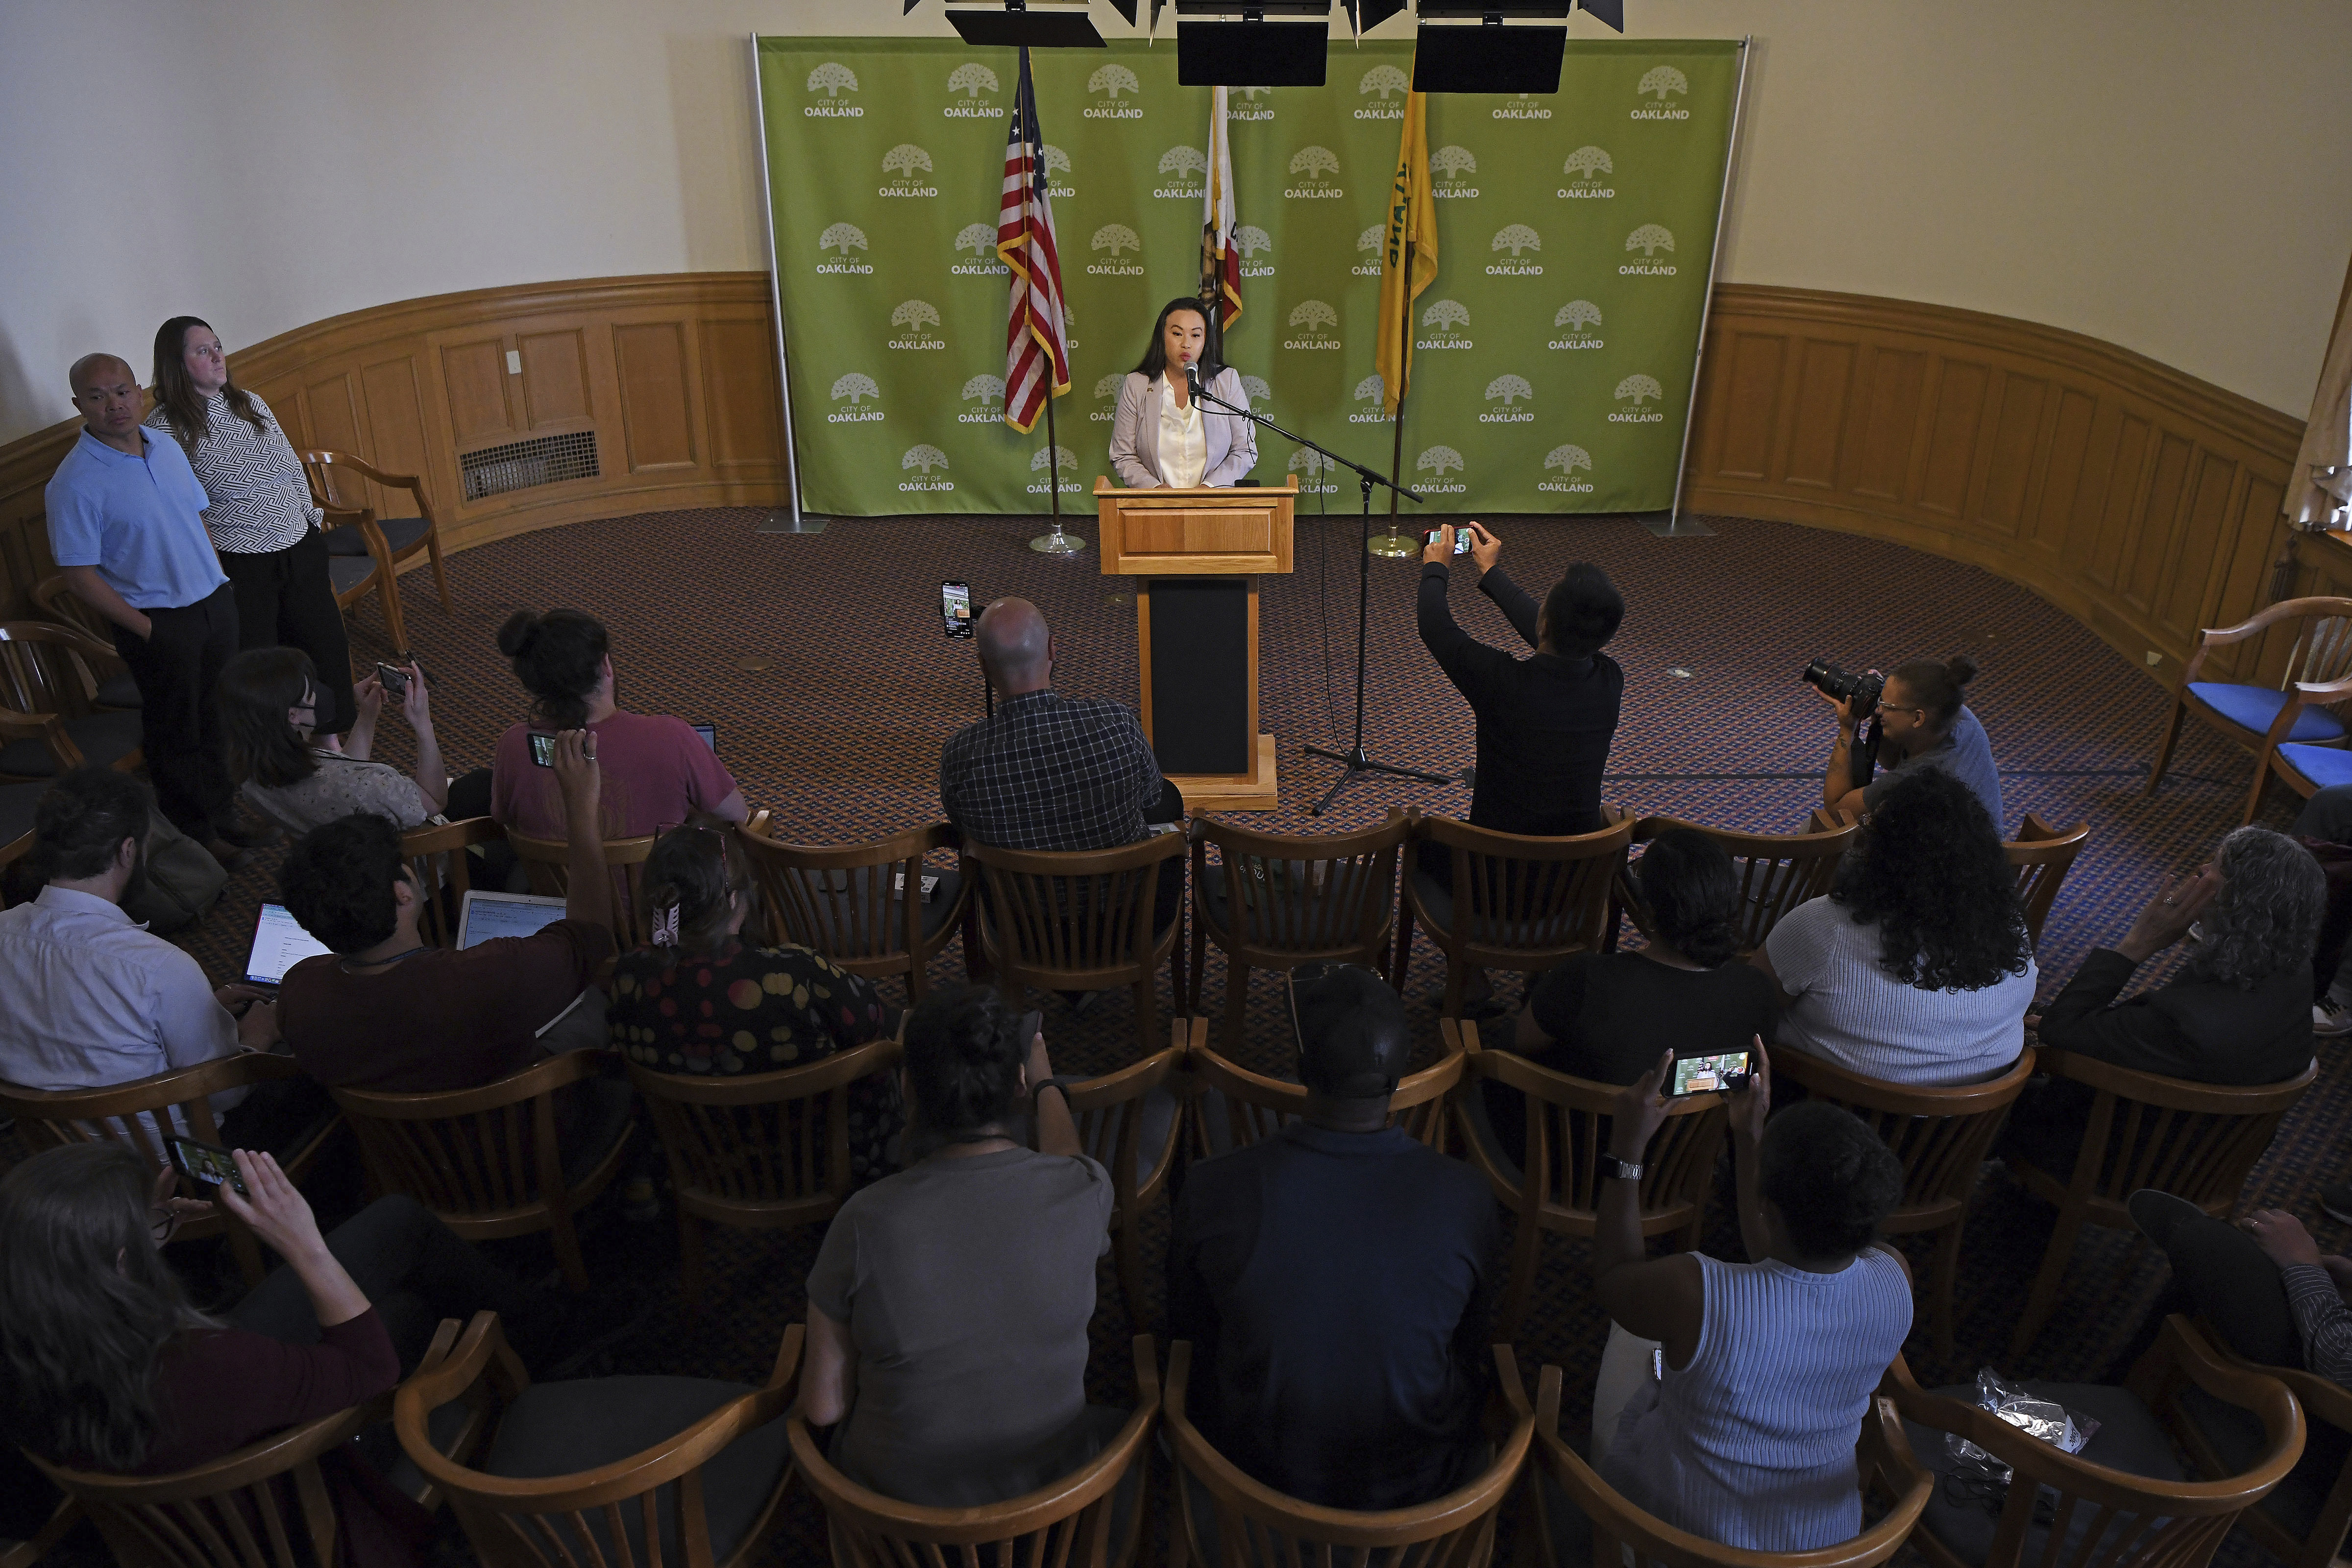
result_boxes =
[114,583,237,842]
[219,527,356,735]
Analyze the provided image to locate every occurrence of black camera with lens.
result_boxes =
[1801,660,1885,785]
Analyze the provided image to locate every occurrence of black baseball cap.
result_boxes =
[1285,961,1410,1099]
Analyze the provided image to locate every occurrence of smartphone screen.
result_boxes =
[167,1135,249,1194]
[1422,528,1472,555]
[941,581,973,638]
[1670,1051,1751,1096]
[374,662,409,699]
[527,732,556,768]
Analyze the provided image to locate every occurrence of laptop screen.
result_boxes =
[247,902,333,985]
[691,722,716,753]
[456,890,571,950]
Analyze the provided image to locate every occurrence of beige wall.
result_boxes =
[3,0,2346,446]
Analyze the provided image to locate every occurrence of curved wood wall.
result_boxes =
[0,273,2314,691]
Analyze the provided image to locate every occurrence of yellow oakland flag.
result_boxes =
[1374,74,1439,419]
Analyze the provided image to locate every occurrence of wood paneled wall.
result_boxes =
[1685,286,2309,687]
[0,273,788,619]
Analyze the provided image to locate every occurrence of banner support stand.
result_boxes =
[749,34,829,537]
[1646,34,1750,541]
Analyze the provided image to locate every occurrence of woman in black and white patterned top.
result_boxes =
[146,317,356,733]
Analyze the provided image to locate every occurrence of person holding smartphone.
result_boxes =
[218,646,447,836]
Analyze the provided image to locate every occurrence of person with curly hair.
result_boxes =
[1592,1047,1913,1552]
[1751,768,2035,1085]
[2003,826,2321,1174]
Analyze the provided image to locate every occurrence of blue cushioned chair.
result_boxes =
[2145,595,2352,822]
[300,448,451,657]
[2271,733,2352,814]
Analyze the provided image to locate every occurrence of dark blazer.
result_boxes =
[2035,948,2314,1085]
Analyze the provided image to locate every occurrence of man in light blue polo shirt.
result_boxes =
[46,353,256,862]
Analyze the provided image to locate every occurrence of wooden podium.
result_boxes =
[1095,477,1294,811]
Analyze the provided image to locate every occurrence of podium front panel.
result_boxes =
[1141,576,1251,776]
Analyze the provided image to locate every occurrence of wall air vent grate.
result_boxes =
[459,431,599,501]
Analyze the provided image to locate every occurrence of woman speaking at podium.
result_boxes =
[1108,297,1256,488]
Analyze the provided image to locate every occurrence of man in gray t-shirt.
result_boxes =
[1818,657,2002,833]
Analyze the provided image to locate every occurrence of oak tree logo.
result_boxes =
[1616,374,1662,402]
[1482,374,1534,424]
[1353,223,1384,276]
[1489,224,1542,275]
[805,62,861,117]
[1430,145,1478,198]
[888,299,945,349]
[816,223,871,274]
[1550,299,1603,350]
[829,373,883,423]
[947,63,998,98]
[1236,224,1274,277]
[1087,63,1142,118]
[1541,443,1594,494]
[950,222,1006,276]
[899,444,954,491]
[1360,65,1408,98]
[1622,224,1677,275]
[1028,446,1083,494]
[959,373,1007,424]
[1633,65,1690,121]
[1612,373,1666,423]
[1415,445,1468,493]
[1559,145,1614,199]
[1351,373,1389,423]
[1418,299,1471,349]
[1094,373,1123,398]
[1289,447,1339,493]
[1286,146,1342,198]
[1156,145,1208,198]
[1089,371,1123,422]
[1234,84,1275,120]
[1087,223,1143,276]
[1283,299,1340,349]
[1241,375,1272,404]
[1041,144,1074,196]
[879,144,938,197]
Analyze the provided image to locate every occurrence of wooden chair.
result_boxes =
[1067,1036,1188,1332]
[1182,1016,1464,1157]
[1617,813,1856,956]
[0,621,144,779]
[301,449,451,657]
[0,1053,342,1290]
[735,814,969,1000]
[2004,1050,2317,1361]
[1773,1048,2036,1357]
[1448,1018,1728,1339]
[507,829,656,950]
[396,1311,800,1568]
[29,574,140,706]
[26,1320,482,1568]
[0,1502,83,1568]
[1883,1317,2304,1568]
[1519,1362,1930,1568]
[2144,595,2352,819]
[330,1049,636,1292]
[401,815,506,948]
[0,780,48,904]
[1399,808,1635,1017]
[1188,809,1409,1045]
[626,1036,902,1315]
[1164,1339,1532,1568]
[792,1335,1159,1568]
[965,832,1188,1060]
[2006,813,2089,948]
[2181,1319,2352,1568]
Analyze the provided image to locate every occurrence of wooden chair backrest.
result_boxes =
[1772,1049,2036,1226]
[626,1037,901,1229]
[2285,605,2352,690]
[735,816,951,965]
[1183,1032,1463,1157]
[967,833,1186,985]
[299,449,440,528]
[1067,1042,1186,1216]
[1165,1339,1532,1568]
[2004,814,2089,947]
[1190,808,1409,961]
[0,620,116,721]
[401,816,505,949]
[329,1049,620,1222]
[395,1312,801,1568]
[1882,1318,2304,1568]
[1454,1020,1726,1238]
[789,1334,1159,1568]
[506,830,655,949]
[1417,810,1635,964]
[32,574,116,641]
[2041,1050,2316,1206]
[1626,814,1856,954]
[1524,1361,1931,1568]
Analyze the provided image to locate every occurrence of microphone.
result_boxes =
[1184,361,1202,402]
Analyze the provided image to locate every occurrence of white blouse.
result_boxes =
[1154,374,1207,489]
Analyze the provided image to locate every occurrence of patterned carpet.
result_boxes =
[8,503,2338,1562]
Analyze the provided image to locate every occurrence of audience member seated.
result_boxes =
[1753,769,2035,1085]
[610,823,903,1184]
[940,596,1184,926]
[799,987,1117,1506]
[489,608,745,840]
[2003,827,2321,1174]
[0,767,318,1148]
[1592,1047,1912,1552]
[0,1144,590,1568]
[1816,655,2002,830]
[220,647,446,835]
[274,731,614,1090]
[2292,785,2352,1039]
[1167,963,1500,1510]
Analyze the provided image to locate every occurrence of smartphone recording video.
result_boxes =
[528,732,557,768]
[374,662,409,701]
[1670,1051,1751,1097]
[166,1135,249,1195]
[1423,528,1472,556]
[941,581,974,639]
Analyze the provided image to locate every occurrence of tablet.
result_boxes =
[246,902,334,986]
[455,890,571,950]
[691,722,716,753]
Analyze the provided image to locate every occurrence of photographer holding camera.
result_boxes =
[1812,655,2001,831]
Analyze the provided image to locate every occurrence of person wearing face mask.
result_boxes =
[1107,297,1256,489]
[146,316,357,738]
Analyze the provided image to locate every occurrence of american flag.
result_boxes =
[997,48,1070,434]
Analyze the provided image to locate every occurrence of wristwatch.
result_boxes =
[1598,1153,1643,1182]
[1033,1076,1082,1111]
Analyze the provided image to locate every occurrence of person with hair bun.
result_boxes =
[1817,653,2002,831]
[607,825,901,1182]
[797,986,1117,1507]
[487,608,746,843]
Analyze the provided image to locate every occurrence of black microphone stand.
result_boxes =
[1186,367,1452,816]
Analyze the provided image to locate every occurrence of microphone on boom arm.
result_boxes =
[1185,361,1203,403]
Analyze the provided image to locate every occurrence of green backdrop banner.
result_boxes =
[757,37,1738,515]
